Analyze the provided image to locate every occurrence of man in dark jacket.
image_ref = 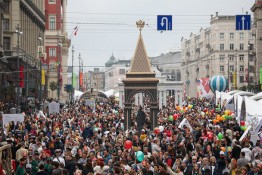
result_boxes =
[82,124,93,140]
[136,106,146,134]
[65,155,76,175]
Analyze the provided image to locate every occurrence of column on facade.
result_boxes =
[139,93,143,106]
[159,90,162,109]
[175,90,178,105]
[119,91,123,108]
[163,91,167,107]
[135,94,139,106]
[179,90,183,106]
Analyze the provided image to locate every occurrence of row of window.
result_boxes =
[219,32,252,40]
[219,54,252,62]
[219,65,255,72]
[219,43,253,51]
[229,76,254,83]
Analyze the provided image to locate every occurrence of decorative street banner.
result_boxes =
[2,114,24,131]
[85,99,96,112]
[48,102,60,114]
[197,78,213,98]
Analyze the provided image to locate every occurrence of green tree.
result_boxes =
[49,81,57,98]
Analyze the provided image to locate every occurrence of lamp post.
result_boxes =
[234,49,238,90]
[57,40,62,101]
[38,32,43,110]
[78,53,81,91]
[247,43,250,91]
[15,24,23,113]
[71,45,74,104]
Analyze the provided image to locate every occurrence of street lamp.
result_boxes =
[15,24,23,113]
[57,40,62,101]
[78,53,81,91]
[247,43,251,91]
[71,45,74,104]
[38,32,43,110]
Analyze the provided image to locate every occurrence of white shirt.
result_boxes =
[241,147,252,161]
[53,156,65,166]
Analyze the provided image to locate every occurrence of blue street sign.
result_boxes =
[157,15,172,31]
[236,15,251,30]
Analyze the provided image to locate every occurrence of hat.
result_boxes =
[220,151,225,155]
[141,129,145,132]
[55,149,62,153]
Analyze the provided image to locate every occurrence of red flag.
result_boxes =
[74,27,78,36]
[79,72,83,86]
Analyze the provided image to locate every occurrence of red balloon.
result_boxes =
[124,140,132,150]
[203,108,208,112]
[240,121,245,126]
[154,128,160,135]
[173,114,178,120]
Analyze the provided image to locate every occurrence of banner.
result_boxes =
[233,72,237,88]
[48,102,60,114]
[196,78,213,98]
[79,72,83,86]
[41,70,45,85]
[2,114,24,131]
[72,73,77,87]
[260,68,262,84]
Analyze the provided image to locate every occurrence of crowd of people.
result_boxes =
[0,95,261,175]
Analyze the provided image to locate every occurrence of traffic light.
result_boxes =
[19,65,24,87]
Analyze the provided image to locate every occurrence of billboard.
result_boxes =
[197,78,213,98]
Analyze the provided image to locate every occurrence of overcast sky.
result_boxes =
[66,0,255,72]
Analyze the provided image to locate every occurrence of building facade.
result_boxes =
[86,68,105,92]
[0,0,45,111]
[45,0,69,102]
[181,12,255,97]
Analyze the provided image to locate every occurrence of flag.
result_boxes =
[260,68,262,84]
[74,27,78,36]
[41,70,45,86]
[74,25,78,30]
[79,72,83,86]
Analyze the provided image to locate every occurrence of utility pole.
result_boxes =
[71,45,74,104]
[247,43,250,91]
[15,24,23,113]
[234,49,238,90]
[78,53,81,91]
[38,32,43,110]
[57,40,62,101]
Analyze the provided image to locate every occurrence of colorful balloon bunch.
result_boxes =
[240,121,247,131]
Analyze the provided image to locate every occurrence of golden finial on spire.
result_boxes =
[136,20,145,33]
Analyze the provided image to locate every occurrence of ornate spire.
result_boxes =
[136,20,145,34]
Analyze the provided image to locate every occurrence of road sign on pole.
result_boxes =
[157,15,172,31]
[236,15,251,30]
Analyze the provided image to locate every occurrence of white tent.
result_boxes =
[249,92,262,101]
[74,90,84,100]
[104,89,115,98]
[240,96,262,132]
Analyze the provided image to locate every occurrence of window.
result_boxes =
[249,33,253,39]
[239,65,244,72]
[220,66,224,72]
[229,55,234,62]
[230,33,234,39]
[240,43,244,50]
[249,66,255,73]
[219,55,225,61]
[239,55,244,61]
[239,76,244,83]
[220,44,224,51]
[3,18,9,30]
[229,66,234,72]
[230,44,234,50]
[109,72,113,77]
[49,0,56,3]
[49,16,56,30]
[249,44,254,50]
[239,33,244,39]
[3,1,9,13]
[119,69,125,74]
[250,76,254,82]
[3,37,10,50]
[49,48,56,57]
[220,33,224,39]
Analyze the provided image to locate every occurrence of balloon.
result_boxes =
[221,147,226,152]
[209,76,228,93]
[203,108,208,112]
[228,111,232,115]
[240,121,245,126]
[124,140,132,150]
[224,110,229,116]
[221,115,226,121]
[136,151,144,162]
[173,114,178,120]
[217,133,223,140]
[154,128,160,135]
[240,126,247,131]
[227,147,232,152]
[159,126,164,132]
[168,115,174,121]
